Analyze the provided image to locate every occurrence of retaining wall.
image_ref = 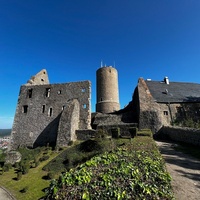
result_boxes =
[158,126,200,146]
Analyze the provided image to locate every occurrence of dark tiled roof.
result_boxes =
[145,80,200,103]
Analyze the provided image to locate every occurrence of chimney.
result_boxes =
[164,77,169,84]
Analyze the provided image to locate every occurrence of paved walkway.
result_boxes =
[156,141,200,200]
[0,186,15,200]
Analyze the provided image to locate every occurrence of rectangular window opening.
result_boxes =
[45,88,51,97]
[81,88,86,92]
[48,107,53,117]
[28,89,33,98]
[23,105,28,113]
[42,105,45,113]
[83,104,87,109]
[163,111,168,116]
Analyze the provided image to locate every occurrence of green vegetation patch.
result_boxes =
[43,139,129,174]
[0,146,60,200]
[137,129,153,137]
[46,137,174,200]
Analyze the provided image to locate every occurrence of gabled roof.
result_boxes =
[145,80,200,103]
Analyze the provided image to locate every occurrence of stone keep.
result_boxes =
[9,69,91,149]
[96,66,120,113]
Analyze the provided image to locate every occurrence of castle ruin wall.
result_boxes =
[10,81,91,149]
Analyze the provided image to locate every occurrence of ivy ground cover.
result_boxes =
[46,137,174,200]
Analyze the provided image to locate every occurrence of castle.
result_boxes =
[9,67,200,149]
[9,69,91,149]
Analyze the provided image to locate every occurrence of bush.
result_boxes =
[46,137,174,200]
[47,171,55,180]
[96,129,107,139]
[20,186,28,193]
[39,155,50,162]
[14,162,20,169]
[17,171,22,180]
[20,161,30,174]
[79,140,102,152]
[0,151,6,162]
[111,127,120,138]
[2,163,12,172]
[22,164,29,174]
[137,129,152,137]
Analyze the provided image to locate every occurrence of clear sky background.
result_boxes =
[1,0,200,129]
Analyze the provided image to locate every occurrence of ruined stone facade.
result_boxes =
[10,70,91,149]
[10,67,200,150]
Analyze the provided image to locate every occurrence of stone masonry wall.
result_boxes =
[56,99,80,147]
[97,123,138,137]
[137,78,162,133]
[159,126,200,146]
[10,81,91,149]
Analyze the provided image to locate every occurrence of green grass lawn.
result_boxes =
[0,151,59,200]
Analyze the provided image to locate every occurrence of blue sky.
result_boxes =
[1,0,200,128]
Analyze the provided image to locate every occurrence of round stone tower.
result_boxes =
[96,66,120,113]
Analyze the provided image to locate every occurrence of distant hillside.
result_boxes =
[0,129,11,137]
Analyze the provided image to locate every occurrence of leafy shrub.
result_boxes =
[2,163,12,172]
[79,140,102,152]
[17,171,22,180]
[39,155,50,162]
[95,129,108,139]
[14,162,20,169]
[20,186,28,193]
[43,139,128,174]
[18,147,41,162]
[21,163,29,174]
[47,171,56,180]
[137,129,152,137]
[0,151,6,162]
[45,137,174,200]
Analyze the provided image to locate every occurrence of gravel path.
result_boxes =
[156,141,200,200]
[0,186,15,200]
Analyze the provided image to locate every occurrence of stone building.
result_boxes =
[10,67,200,150]
[134,77,200,132]
[10,69,91,149]
[96,66,120,113]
